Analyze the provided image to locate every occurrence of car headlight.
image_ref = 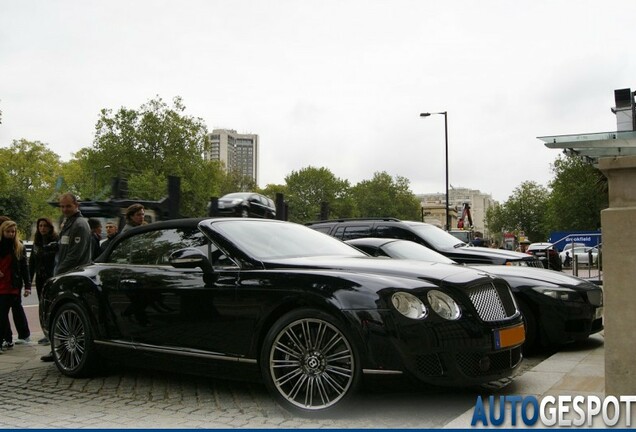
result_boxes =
[391,292,427,319]
[231,199,243,204]
[427,290,461,320]
[506,260,528,266]
[532,286,583,302]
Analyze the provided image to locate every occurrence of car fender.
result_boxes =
[43,274,105,339]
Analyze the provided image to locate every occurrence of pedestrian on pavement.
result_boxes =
[29,217,59,345]
[0,220,32,352]
[121,203,146,233]
[40,193,92,362]
[0,215,31,346]
[100,220,118,253]
[0,215,14,346]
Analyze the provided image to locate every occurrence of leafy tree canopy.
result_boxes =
[0,192,31,237]
[350,171,421,220]
[0,139,62,234]
[546,155,607,231]
[485,181,550,242]
[219,168,258,196]
[284,166,353,223]
[75,95,221,216]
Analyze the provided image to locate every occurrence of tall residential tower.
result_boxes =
[206,129,259,184]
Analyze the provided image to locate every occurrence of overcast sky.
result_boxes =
[1,0,634,202]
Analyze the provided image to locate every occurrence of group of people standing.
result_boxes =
[0,193,145,361]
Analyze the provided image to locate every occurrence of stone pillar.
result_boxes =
[599,155,636,395]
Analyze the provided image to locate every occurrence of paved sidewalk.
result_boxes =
[1,331,610,428]
[445,333,610,428]
[0,331,50,374]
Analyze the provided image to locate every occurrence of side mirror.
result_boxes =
[169,248,214,273]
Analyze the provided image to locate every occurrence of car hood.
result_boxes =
[470,264,599,291]
[265,255,499,286]
[458,246,532,260]
[442,246,535,264]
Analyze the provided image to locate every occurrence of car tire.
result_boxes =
[517,298,538,354]
[50,302,100,378]
[260,308,361,415]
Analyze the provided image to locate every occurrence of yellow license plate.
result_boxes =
[494,323,525,349]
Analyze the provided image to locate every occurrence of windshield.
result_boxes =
[220,192,251,200]
[208,220,367,260]
[408,223,466,249]
[383,240,456,264]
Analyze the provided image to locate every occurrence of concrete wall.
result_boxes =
[599,155,636,395]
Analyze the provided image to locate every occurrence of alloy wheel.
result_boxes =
[268,317,355,411]
[53,308,87,373]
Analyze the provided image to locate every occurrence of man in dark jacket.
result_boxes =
[100,221,118,253]
[88,218,102,260]
[54,193,92,275]
[41,193,92,362]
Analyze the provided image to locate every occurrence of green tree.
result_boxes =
[284,166,353,223]
[259,183,287,200]
[485,181,550,242]
[219,169,258,196]
[0,139,62,234]
[546,155,608,231]
[0,192,31,236]
[350,171,421,220]
[59,148,105,199]
[485,202,506,239]
[258,183,288,217]
[80,95,219,216]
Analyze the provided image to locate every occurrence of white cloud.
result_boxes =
[1,0,634,201]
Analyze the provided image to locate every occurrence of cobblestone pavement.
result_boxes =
[1,338,508,429]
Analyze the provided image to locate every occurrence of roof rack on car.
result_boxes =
[305,217,401,225]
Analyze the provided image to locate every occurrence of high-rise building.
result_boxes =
[206,129,259,184]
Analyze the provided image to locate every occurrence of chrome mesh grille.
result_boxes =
[468,283,510,322]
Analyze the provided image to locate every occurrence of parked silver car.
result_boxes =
[560,246,598,266]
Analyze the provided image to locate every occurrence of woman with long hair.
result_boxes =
[0,220,32,351]
[29,217,59,299]
[29,217,58,345]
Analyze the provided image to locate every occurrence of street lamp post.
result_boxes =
[420,111,450,231]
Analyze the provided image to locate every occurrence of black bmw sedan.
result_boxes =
[346,238,603,353]
[40,218,524,414]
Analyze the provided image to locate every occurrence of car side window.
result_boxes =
[335,225,372,240]
[107,228,208,265]
[375,225,419,242]
[351,244,385,257]
[311,225,332,234]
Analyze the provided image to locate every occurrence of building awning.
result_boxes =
[538,130,636,164]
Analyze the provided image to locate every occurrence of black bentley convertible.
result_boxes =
[40,218,525,414]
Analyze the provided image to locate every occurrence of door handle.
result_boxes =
[120,279,138,285]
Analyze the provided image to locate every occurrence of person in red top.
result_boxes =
[0,220,32,353]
